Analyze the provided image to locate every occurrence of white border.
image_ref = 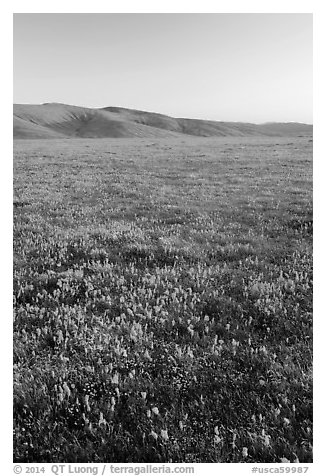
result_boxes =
[9,1,315,13]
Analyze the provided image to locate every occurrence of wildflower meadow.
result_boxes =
[13,136,312,463]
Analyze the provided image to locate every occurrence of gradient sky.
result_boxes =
[13,13,312,123]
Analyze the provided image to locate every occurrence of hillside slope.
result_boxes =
[13,103,183,139]
[13,103,313,139]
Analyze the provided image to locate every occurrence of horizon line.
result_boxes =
[13,102,313,126]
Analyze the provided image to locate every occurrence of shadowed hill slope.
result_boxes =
[13,116,66,139]
[13,103,184,139]
[14,103,313,139]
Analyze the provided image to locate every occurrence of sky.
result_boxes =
[13,13,313,123]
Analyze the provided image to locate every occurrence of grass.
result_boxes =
[13,136,313,463]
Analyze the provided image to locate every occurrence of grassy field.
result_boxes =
[13,136,313,463]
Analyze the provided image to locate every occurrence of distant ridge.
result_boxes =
[13,103,313,139]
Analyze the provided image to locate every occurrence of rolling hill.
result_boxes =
[13,103,313,139]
